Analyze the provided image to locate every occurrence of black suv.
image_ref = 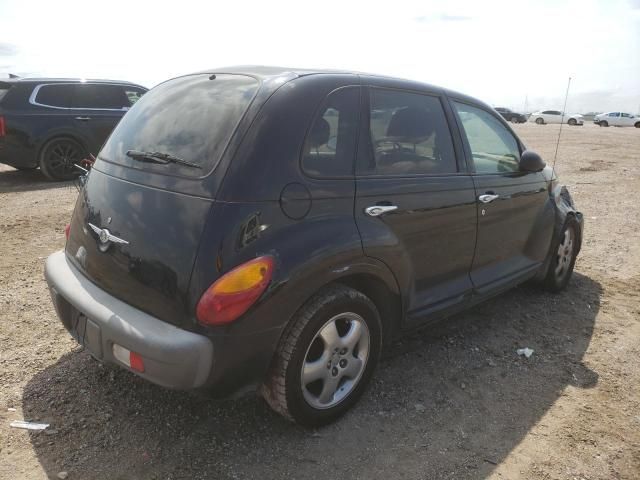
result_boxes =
[0,78,147,180]
[495,107,527,123]
[45,67,583,426]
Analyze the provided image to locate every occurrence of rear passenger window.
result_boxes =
[34,84,74,108]
[363,89,457,176]
[453,102,520,174]
[72,84,129,109]
[302,87,359,177]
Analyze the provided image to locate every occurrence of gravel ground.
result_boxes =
[1,123,639,480]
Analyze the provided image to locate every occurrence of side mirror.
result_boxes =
[520,150,546,172]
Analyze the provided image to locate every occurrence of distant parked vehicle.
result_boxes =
[594,112,640,128]
[0,78,147,180]
[529,110,584,126]
[494,107,527,123]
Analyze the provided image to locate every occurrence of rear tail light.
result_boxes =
[112,344,145,373]
[0,116,5,137]
[196,256,274,326]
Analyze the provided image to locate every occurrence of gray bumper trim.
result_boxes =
[45,250,213,389]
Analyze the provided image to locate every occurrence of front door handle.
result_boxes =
[478,194,500,204]
[75,116,91,121]
[365,205,398,217]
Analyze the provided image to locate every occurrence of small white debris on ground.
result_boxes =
[517,348,535,359]
[9,420,50,430]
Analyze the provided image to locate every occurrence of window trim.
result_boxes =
[299,85,361,180]
[450,98,525,176]
[29,82,143,111]
[356,86,463,179]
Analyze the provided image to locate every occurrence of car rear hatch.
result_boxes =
[65,73,261,328]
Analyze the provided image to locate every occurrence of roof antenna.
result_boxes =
[552,77,572,176]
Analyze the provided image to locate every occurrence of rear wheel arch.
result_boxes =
[270,264,403,360]
[333,273,403,345]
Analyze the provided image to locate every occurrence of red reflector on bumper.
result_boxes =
[113,344,145,372]
[129,351,145,372]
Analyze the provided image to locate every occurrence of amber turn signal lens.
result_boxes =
[196,256,274,326]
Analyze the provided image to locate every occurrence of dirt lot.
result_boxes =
[1,123,639,480]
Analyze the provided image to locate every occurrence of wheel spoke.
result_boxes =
[342,357,363,379]
[342,320,363,351]
[318,375,340,405]
[555,260,564,276]
[302,353,329,385]
[319,321,340,350]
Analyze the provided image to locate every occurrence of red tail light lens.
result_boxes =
[196,256,274,326]
[64,224,71,240]
[0,116,5,137]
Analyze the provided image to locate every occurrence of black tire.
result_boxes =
[39,137,86,181]
[568,118,577,126]
[535,117,545,125]
[261,284,382,427]
[635,122,640,128]
[543,218,579,293]
[600,120,608,127]
[510,116,519,124]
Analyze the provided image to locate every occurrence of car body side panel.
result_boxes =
[470,172,554,292]
[187,200,400,394]
[355,176,477,321]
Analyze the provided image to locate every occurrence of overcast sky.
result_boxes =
[1,0,638,113]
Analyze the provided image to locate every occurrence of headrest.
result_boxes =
[386,107,435,140]
[308,117,330,148]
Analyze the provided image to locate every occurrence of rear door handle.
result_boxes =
[478,194,500,204]
[365,205,398,217]
[75,116,91,121]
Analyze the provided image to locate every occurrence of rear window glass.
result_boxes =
[73,84,129,109]
[0,85,10,103]
[99,74,259,176]
[35,84,74,108]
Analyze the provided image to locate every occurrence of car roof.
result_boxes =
[0,77,147,89]
[193,65,490,109]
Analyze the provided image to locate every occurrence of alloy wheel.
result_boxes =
[46,140,82,178]
[301,312,370,409]
[555,228,575,280]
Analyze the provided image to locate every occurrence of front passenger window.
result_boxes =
[453,102,520,174]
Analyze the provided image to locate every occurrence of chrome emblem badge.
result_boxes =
[88,223,129,252]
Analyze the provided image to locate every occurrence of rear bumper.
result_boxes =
[44,250,214,389]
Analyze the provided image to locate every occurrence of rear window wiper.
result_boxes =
[126,150,201,169]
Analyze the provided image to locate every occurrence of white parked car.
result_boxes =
[594,112,640,128]
[529,110,584,126]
